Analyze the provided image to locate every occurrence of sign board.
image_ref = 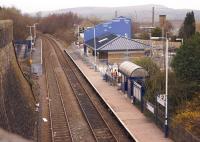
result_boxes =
[133,82,141,101]
[146,101,154,114]
[157,94,166,107]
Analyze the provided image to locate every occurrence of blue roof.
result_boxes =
[84,33,118,49]
[84,16,132,42]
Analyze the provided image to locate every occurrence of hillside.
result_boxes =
[36,4,200,22]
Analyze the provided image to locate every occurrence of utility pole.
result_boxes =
[26,25,34,51]
[33,23,38,44]
[165,34,169,138]
[73,24,80,46]
[27,25,34,65]
[40,39,43,64]
[162,26,165,69]
[94,26,97,71]
[159,15,166,69]
[77,25,80,46]
[125,33,129,60]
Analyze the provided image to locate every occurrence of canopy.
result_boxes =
[119,61,148,78]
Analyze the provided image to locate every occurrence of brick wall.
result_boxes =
[108,51,145,64]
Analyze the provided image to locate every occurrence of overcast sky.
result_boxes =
[0,0,200,13]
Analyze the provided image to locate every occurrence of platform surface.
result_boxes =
[65,46,173,142]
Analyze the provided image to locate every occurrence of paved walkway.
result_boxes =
[65,46,173,142]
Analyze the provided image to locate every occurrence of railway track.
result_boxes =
[46,36,118,142]
[43,39,73,142]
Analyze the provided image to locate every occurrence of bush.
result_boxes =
[172,33,200,83]
[173,94,200,138]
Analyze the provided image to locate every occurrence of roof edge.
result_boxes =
[97,35,119,50]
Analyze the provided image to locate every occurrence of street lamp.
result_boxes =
[33,23,39,44]
[165,34,169,138]
[150,35,169,137]
[73,24,80,46]
[94,26,97,71]
[26,25,34,51]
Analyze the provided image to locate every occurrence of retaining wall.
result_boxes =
[0,20,36,139]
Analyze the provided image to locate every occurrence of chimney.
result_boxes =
[152,7,155,27]
[159,15,166,28]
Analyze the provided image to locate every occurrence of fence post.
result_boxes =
[141,86,144,113]
[155,95,158,124]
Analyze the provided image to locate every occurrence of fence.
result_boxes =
[134,95,200,142]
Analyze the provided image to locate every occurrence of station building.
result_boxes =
[84,33,151,64]
[83,16,151,64]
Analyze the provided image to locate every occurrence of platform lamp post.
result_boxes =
[94,26,97,71]
[164,33,169,138]
[33,23,39,44]
[151,35,169,137]
[26,25,34,52]
[73,24,80,46]
[27,25,34,65]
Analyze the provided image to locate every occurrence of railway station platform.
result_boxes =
[31,38,42,76]
[65,45,173,142]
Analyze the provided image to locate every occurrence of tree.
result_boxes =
[39,12,82,44]
[172,93,200,138]
[179,11,196,39]
[172,33,200,83]
[135,58,198,114]
[0,7,34,40]
[165,20,174,33]
[140,32,150,40]
[151,27,162,37]
[134,58,165,103]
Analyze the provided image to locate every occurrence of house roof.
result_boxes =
[98,36,151,52]
[84,33,118,49]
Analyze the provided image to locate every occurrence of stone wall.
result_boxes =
[0,129,31,142]
[0,20,13,48]
[0,20,36,139]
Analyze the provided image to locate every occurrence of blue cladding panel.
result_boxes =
[84,17,132,42]
[14,40,31,49]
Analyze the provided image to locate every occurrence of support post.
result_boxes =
[164,37,169,138]
[94,27,97,71]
